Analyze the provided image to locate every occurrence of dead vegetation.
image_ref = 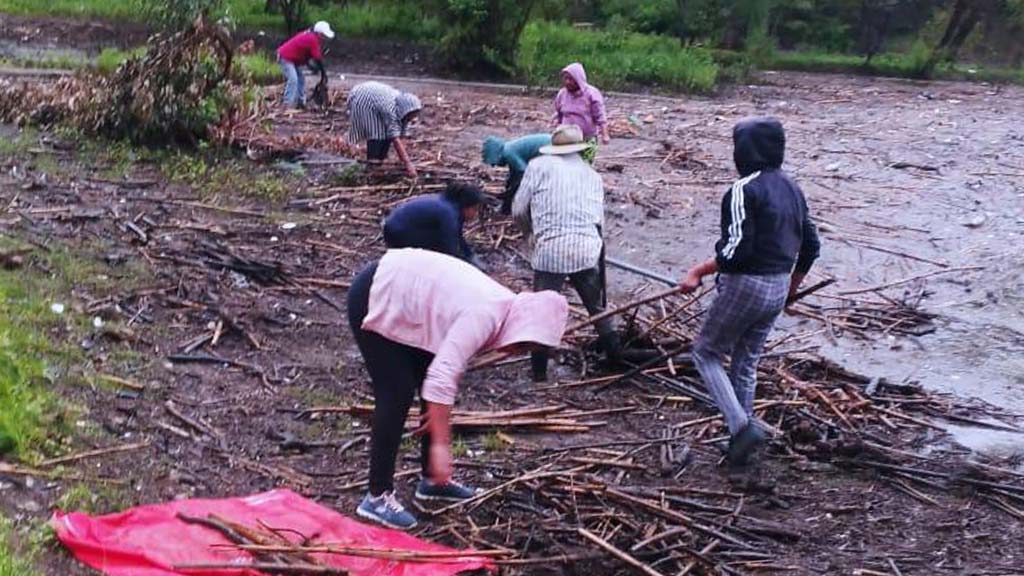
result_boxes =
[0,18,233,144]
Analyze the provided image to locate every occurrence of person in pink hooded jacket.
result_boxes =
[347,248,569,530]
[553,62,610,153]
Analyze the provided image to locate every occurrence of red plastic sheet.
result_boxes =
[53,488,495,576]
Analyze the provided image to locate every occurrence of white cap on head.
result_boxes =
[313,21,335,39]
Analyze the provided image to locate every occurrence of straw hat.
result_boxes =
[540,125,590,155]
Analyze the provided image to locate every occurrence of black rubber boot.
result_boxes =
[598,331,623,367]
[727,421,766,468]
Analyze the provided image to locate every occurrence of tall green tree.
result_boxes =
[434,0,539,74]
[265,0,308,34]
[140,0,224,31]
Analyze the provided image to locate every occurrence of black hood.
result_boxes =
[733,117,785,176]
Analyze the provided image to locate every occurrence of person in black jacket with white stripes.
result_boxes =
[678,117,821,468]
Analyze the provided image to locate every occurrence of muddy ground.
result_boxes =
[2,15,1024,576]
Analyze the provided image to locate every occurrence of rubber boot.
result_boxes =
[598,330,623,367]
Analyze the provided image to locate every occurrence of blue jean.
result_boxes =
[279,58,305,108]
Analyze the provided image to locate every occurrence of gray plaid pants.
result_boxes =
[692,273,790,435]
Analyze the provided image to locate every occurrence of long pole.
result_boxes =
[605,256,678,287]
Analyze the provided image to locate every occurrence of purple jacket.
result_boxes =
[553,63,607,140]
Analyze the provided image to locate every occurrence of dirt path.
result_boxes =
[2,64,1024,576]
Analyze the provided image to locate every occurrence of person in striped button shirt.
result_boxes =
[513,124,622,382]
[346,81,422,177]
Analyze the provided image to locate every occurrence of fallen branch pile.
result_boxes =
[428,283,1024,572]
[0,18,234,144]
[793,293,938,339]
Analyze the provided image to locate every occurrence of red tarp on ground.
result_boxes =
[52,488,495,576]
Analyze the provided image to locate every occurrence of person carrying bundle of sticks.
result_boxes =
[346,248,568,530]
[678,117,821,470]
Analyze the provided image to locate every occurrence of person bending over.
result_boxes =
[347,248,568,529]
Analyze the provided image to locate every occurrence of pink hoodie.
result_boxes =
[553,62,607,140]
[361,249,569,405]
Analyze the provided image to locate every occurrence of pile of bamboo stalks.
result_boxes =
[175,513,505,574]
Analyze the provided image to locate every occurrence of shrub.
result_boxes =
[517,21,718,93]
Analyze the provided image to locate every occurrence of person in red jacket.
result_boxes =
[276,21,334,109]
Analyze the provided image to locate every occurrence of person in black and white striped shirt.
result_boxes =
[513,124,621,382]
[347,81,422,177]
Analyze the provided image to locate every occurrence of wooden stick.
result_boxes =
[837,266,984,296]
[39,441,150,467]
[594,343,689,393]
[846,240,949,268]
[95,373,146,391]
[577,527,667,576]
[872,406,944,431]
[496,552,604,565]
[175,563,344,574]
[133,198,266,218]
[165,401,223,438]
[679,539,719,575]
[428,465,577,516]
[603,489,755,549]
[566,286,690,334]
[786,278,837,305]
[630,527,690,551]
[230,544,509,561]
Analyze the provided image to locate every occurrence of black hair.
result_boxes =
[442,182,484,209]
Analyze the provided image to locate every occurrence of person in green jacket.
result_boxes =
[482,133,552,215]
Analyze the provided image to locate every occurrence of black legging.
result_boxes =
[500,168,525,215]
[347,262,434,495]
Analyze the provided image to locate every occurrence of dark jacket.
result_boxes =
[715,118,820,275]
[383,194,474,262]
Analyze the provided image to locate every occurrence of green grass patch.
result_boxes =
[0,224,149,461]
[757,41,1023,85]
[0,516,39,576]
[0,0,141,20]
[55,483,130,514]
[234,52,280,85]
[480,431,507,453]
[517,21,718,93]
[0,241,79,460]
[0,0,439,40]
[160,149,293,202]
[95,47,147,75]
[0,126,38,156]
[0,54,86,71]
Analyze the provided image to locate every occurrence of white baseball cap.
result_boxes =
[313,21,335,39]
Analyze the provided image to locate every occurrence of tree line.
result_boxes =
[165,0,1024,78]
